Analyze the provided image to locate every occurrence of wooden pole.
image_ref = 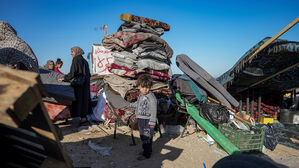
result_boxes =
[246,90,250,114]
[251,100,254,118]
[251,89,254,118]
[257,90,261,123]
[239,95,243,113]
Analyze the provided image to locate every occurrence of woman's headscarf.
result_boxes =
[71,46,84,57]
[44,60,54,70]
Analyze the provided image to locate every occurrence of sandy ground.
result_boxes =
[58,122,299,168]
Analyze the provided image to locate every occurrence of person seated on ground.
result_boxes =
[55,58,63,74]
[58,46,91,127]
[130,74,157,160]
[44,60,55,71]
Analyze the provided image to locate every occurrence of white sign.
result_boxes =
[92,45,114,75]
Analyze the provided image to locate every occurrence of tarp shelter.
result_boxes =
[217,37,299,121]
[218,37,299,96]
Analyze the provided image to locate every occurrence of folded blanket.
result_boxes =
[138,41,165,51]
[104,84,130,109]
[135,49,168,61]
[44,102,71,120]
[102,32,152,51]
[137,59,170,71]
[104,74,136,98]
[120,14,170,31]
[118,21,164,36]
[39,68,75,105]
[111,51,138,60]
[139,56,171,65]
[135,41,172,59]
[109,63,171,81]
[109,65,144,78]
[137,74,170,81]
[145,69,170,79]
[114,57,137,70]
[152,80,169,90]
[102,32,173,58]
[110,69,169,81]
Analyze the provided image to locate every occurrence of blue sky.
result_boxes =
[1,0,298,77]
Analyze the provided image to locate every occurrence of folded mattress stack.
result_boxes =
[100,14,173,123]
[102,14,173,102]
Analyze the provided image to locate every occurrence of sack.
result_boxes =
[199,102,229,126]
[71,76,85,87]
[171,74,207,104]
[257,124,278,151]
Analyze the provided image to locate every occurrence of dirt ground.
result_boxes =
[58,122,299,168]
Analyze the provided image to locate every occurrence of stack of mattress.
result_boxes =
[100,14,173,123]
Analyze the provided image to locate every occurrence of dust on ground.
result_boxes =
[58,122,299,168]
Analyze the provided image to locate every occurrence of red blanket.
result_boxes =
[235,102,279,121]
[44,102,71,120]
[109,63,170,81]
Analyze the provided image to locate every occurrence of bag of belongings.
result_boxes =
[199,102,230,127]
[171,74,207,112]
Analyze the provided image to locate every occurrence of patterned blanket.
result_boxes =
[108,63,170,81]
[120,14,170,31]
[102,31,173,58]
[118,21,164,36]
[0,21,39,72]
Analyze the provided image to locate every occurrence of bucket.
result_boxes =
[279,109,295,124]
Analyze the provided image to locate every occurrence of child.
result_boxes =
[131,74,157,160]
[54,58,63,74]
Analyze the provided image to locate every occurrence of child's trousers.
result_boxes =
[137,118,154,158]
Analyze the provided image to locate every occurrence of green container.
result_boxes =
[218,123,265,152]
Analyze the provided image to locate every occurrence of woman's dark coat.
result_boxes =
[64,55,91,118]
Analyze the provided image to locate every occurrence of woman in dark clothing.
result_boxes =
[58,46,91,126]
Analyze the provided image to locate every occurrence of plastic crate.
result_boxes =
[218,123,265,152]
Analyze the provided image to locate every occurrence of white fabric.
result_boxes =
[89,90,106,121]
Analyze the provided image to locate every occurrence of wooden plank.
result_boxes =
[1,123,37,137]
[14,86,40,121]
[35,102,73,168]
[0,111,18,127]
[35,75,48,97]
[0,64,38,85]
[31,126,56,141]
[0,65,72,168]
[0,65,42,123]
[0,76,31,113]
[90,75,105,80]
